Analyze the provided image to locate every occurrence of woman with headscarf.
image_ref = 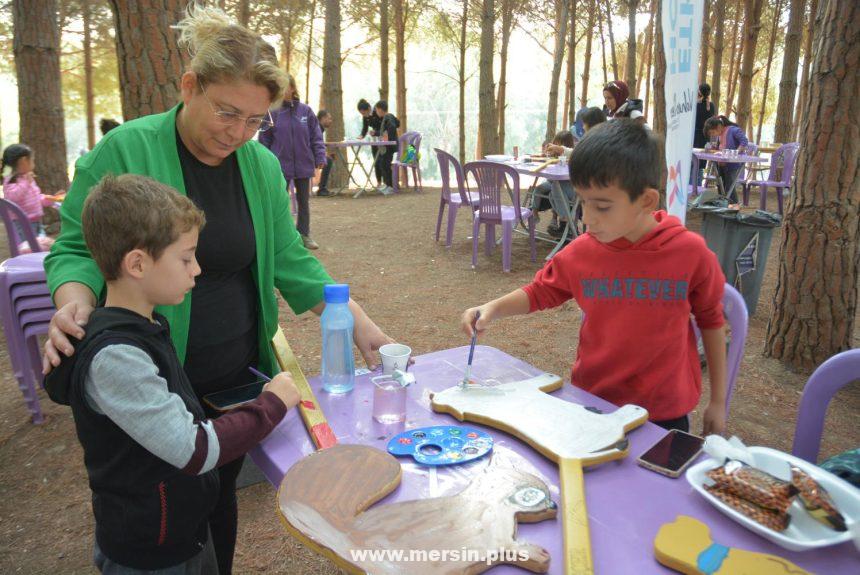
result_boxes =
[602,80,629,119]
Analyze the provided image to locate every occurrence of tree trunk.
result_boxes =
[793,0,819,141]
[498,0,513,153]
[598,4,608,85]
[13,0,69,194]
[700,0,710,83]
[735,0,765,132]
[380,0,389,100]
[581,2,595,107]
[238,0,250,27]
[637,0,653,97]
[566,0,577,124]
[711,0,725,112]
[765,0,859,369]
[626,0,638,95]
[109,0,185,120]
[755,0,782,144]
[725,1,743,116]
[305,0,316,102]
[605,0,619,79]
[460,0,469,164]
[477,0,499,156]
[773,0,802,143]
[83,0,95,149]
[321,0,346,188]
[393,0,407,132]
[546,0,569,141]
[652,0,666,138]
[280,13,294,74]
[644,6,654,116]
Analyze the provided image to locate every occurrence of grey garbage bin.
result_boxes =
[697,209,780,315]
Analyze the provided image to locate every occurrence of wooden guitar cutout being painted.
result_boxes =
[431,373,649,575]
[278,444,558,574]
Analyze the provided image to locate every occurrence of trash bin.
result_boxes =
[696,208,781,315]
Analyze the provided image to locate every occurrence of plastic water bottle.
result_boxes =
[321,284,355,393]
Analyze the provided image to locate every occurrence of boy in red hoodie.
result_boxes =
[462,120,727,435]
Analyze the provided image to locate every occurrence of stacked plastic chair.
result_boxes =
[0,252,53,423]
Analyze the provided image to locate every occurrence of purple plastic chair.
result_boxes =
[791,349,860,463]
[742,142,799,214]
[0,198,42,257]
[392,131,423,193]
[0,252,52,423]
[687,283,748,415]
[434,148,480,247]
[464,161,536,273]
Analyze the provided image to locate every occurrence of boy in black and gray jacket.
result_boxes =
[45,174,300,574]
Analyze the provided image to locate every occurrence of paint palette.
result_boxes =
[387,426,493,466]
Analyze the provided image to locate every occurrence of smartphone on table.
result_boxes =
[636,429,705,478]
[202,378,267,412]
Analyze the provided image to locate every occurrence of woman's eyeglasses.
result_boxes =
[199,82,274,133]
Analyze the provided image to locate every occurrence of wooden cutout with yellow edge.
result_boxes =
[431,373,649,575]
[278,444,557,574]
[655,516,810,574]
[271,327,337,450]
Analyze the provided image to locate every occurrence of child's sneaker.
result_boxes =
[301,235,319,250]
[380,186,395,196]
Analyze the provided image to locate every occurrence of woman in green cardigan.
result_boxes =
[42,6,395,574]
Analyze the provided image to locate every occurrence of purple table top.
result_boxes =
[486,158,571,182]
[325,139,392,147]
[250,346,857,574]
[693,150,768,164]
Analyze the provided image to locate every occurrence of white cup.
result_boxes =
[380,343,412,375]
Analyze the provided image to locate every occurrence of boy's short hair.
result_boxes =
[374,99,388,112]
[317,109,330,120]
[568,119,662,201]
[552,130,575,149]
[581,107,607,129]
[82,174,205,281]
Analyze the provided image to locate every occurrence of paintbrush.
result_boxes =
[460,311,481,388]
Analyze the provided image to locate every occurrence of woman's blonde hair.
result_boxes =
[174,3,287,102]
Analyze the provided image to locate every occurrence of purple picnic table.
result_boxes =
[486,158,577,259]
[250,346,857,574]
[691,150,768,198]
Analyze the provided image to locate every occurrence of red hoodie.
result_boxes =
[523,211,725,421]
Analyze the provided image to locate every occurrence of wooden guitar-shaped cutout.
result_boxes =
[431,373,649,575]
[278,444,558,574]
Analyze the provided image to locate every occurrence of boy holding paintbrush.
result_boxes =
[461,120,728,436]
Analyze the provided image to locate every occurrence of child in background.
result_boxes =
[462,121,728,436]
[703,115,749,205]
[373,100,401,196]
[45,173,300,574]
[1,143,53,239]
[536,130,577,238]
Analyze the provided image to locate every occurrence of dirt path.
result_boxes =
[1,189,857,573]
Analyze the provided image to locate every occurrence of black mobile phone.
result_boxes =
[636,430,705,478]
[202,379,267,412]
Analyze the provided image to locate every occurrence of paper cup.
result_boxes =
[380,343,412,375]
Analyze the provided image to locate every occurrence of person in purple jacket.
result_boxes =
[703,115,749,205]
[259,75,326,250]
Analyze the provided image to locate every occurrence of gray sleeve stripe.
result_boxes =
[85,344,219,470]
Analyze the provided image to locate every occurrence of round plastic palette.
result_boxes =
[387,425,494,466]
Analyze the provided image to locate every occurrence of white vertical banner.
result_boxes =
[662,0,705,223]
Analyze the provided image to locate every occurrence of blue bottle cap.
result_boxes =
[323,284,350,304]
